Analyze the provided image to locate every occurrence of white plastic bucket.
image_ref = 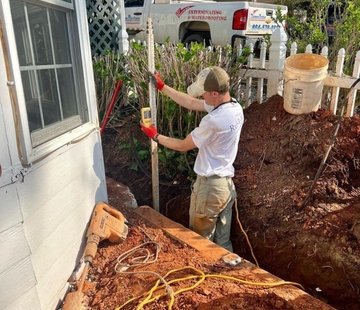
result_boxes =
[283,53,329,114]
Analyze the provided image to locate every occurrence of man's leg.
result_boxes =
[189,176,235,249]
[189,177,217,241]
[214,178,237,251]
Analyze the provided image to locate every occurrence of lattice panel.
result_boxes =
[86,0,123,55]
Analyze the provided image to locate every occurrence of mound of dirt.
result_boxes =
[100,95,360,309]
[232,95,360,309]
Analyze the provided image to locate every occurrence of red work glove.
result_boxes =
[153,71,165,91]
[140,123,158,140]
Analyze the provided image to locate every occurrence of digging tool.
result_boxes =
[62,202,128,310]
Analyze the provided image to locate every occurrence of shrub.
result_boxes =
[93,41,248,181]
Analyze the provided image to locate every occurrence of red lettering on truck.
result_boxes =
[188,10,223,15]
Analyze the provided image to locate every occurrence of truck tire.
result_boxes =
[183,33,210,46]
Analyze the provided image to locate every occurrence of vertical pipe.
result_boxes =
[147,18,160,212]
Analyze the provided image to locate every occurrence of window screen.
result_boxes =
[10,0,88,147]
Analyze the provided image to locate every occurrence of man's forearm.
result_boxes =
[162,85,205,112]
[156,133,196,152]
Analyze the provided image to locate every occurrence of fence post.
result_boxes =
[268,27,287,97]
[321,46,329,58]
[290,42,297,56]
[257,41,267,103]
[346,50,360,117]
[245,43,254,107]
[235,42,243,101]
[305,44,313,54]
[330,48,345,114]
[118,0,129,54]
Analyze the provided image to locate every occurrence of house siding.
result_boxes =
[0,1,108,309]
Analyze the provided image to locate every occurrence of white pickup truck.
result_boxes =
[124,0,287,48]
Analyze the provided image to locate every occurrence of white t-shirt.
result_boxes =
[191,99,244,177]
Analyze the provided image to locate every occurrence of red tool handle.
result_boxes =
[100,80,123,135]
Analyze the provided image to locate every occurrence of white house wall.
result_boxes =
[19,133,107,309]
[0,33,37,308]
[0,105,12,188]
[3,288,40,310]
[0,72,107,310]
[0,2,108,310]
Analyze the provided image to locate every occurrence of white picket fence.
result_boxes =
[238,27,360,117]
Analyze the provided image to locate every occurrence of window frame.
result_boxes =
[0,0,98,165]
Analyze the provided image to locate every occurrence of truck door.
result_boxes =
[124,0,148,40]
[246,6,287,35]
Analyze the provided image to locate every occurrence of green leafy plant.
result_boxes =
[278,0,360,74]
[118,137,151,172]
[328,0,360,74]
[93,41,249,182]
[93,51,133,125]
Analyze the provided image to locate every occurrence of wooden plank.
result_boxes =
[325,75,360,90]
[239,68,283,80]
[0,186,22,232]
[0,223,30,274]
[135,206,230,261]
[0,256,37,308]
[237,69,360,91]
[3,287,41,310]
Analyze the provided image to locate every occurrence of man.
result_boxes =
[140,66,244,252]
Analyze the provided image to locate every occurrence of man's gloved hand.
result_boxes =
[153,72,165,91]
[140,123,158,140]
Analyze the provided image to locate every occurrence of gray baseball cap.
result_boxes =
[187,66,230,97]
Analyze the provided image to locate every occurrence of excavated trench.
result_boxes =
[103,95,360,309]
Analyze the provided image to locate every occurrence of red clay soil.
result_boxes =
[81,192,334,310]
[99,95,360,310]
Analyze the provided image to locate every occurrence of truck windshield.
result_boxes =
[125,0,145,8]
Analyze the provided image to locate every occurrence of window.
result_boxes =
[10,0,88,147]
[124,0,145,8]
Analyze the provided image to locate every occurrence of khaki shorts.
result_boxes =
[189,175,237,251]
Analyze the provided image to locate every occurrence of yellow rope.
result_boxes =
[114,266,304,310]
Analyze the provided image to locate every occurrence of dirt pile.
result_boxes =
[232,95,360,309]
